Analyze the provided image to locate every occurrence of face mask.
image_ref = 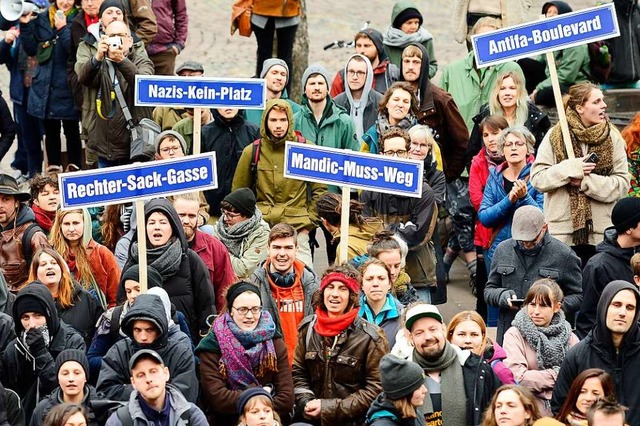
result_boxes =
[517,237,545,256]
[21,323,51,348]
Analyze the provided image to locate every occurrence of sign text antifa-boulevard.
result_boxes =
[472,3,619,67]
[284,142,423,197]
[58,153,217,209]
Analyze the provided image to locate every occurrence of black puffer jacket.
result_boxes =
[553,281,640,426]
[201,110,259,216]
[575,227,638,339]
[122,198,215,340]
[97,293,197,403]
[609,0,640,84]
[2,283,85,422]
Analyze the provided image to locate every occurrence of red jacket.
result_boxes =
[190,230,237,313]
[469,149,492,248]
[146,0,188,55]
[86,240,121,307]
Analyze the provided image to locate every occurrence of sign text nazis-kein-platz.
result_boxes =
[471,3,619,68]
[135,75,266,109]
[58,153,217,209]
[284,142,423,198]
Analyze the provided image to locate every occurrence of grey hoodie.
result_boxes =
[341,54,375,139]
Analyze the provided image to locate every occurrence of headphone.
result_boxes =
[268,270,295,287]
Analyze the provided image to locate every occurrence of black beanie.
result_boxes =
[223,188,256,218]
[611,197,640,234]
[56,349,90,381]
[121,265,164,290]
[14,295,49,319]
[99,0,125,17]
[236,387,273,414]
[380,354,425,400]
[225,281,261,312]
[393,8,423,29]
[358,28,385,56]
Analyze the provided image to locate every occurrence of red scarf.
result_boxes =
[32,204,56,232]
[313,307,359,337]
[83,12,99,28]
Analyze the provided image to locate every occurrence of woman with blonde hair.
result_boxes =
[50,208,121,309]
[28,247,102,346]
[483,385,541,426]
[447,310,515,384]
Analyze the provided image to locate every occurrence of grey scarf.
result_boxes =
[215,208,263,257]
[376,112,414,137]
[512,309,571,370]
[130,237,182,281]
[413,342,467,426]
[383,27,433,47]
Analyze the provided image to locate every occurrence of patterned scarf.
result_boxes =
[484,147,505,167]
[213,311,277,390]
[549,108,614,245]
[313,307,359,337]
[130,237,182,281]
[376,112,414,137]
[512,309,572,370]
[215,208,263,257]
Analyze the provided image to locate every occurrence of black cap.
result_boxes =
[612,197,640,234]
[56,349,90,380]
[223,188,256,218]
[225,281,261,312]
[129,349,164,372]
[393,7,423,29]
[236,387,273,413]
[99,0,125,17]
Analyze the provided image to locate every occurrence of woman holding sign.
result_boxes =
[530,82,630,266]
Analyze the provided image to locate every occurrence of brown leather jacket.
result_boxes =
[292,315,388,426]
[0,207,50,292]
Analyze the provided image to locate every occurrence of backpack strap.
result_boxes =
[116,405,134,426]
[109,305,124,342]
[21,223,42,267]
[250,138,261,176]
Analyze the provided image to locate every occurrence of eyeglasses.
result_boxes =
[222,209,242,218]
[160,145,182,154]
[410,141,430,151]
[503,140,526,148]
[232,306,262,316]
[347,70,366,78]
[383,149,407,157]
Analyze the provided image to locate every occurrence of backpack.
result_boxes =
[109,304,125,342]
[588,40,613,84]
[116,404,192,425]
[249,130,307,176]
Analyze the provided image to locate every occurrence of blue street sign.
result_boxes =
[284,142,423,198]
[59,153,217,209]
[135,75,266,109]
[472,3,619,68]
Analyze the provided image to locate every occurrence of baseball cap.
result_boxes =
[405,304,443,330]
[129,349,164,372]
[511,205,545,241]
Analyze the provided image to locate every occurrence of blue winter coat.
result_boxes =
[478,158,544,263]
[20,10,79,120]
[0,39,29,105]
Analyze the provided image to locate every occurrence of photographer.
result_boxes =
[75,1,154,168]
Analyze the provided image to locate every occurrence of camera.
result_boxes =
[106,36,122,49]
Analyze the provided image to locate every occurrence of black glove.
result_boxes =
[25,327,47,354]
[498,290,517,309]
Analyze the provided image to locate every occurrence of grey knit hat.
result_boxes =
[380,354,425,400]
[260,58,290,84]
[155,130,187,155]
[301,64,332,92]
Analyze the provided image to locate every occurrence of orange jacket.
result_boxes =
[86,240,121,308]
[253,0,300,18]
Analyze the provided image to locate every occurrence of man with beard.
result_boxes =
[330,28,400,97]
[405,302,500,425]
[250,223,318,365]
[233,99,327,268]
[172,193,236,314]
[246,59,301,126]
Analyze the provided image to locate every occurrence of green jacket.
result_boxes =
[245,90,302,127]
[440,52,524,131]
[212,218,270,280]
[232,99,327,231]
[535,44,591,92]
[172,116,194,154]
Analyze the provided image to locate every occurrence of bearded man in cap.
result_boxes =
[0,174,49,292]
[485,205,583,344]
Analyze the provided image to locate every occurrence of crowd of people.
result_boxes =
[0,0,638,425]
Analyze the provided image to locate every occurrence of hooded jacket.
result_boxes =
[552,281,640,426]
[30,385,114,426]
[366,393,425,426]
[333,54,384,140]
[401,43,469,181]
[575,227,638,339]
[122,198,215,340]
[232,99,327,231]
[97,294,198,403]
[2,283,85,421]
[201,110,260,216]
[608,0,640,84]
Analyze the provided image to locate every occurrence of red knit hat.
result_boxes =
[320,272,360,294]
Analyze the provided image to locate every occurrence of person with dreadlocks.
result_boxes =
[316,192,384,265]
[50,208,121,310]
[196,281,294,426]
[531,82,630,268]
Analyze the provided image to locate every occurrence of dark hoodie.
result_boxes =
[552,281,640,425]
[608,0,640,84]
[400,43,469,181]
[122,198,215,341]
[541,1,572,15]
[2,283,85,422]
[96,293,198,403]
[575,227,638,339]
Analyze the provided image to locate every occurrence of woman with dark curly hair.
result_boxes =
[292,264,388,426]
